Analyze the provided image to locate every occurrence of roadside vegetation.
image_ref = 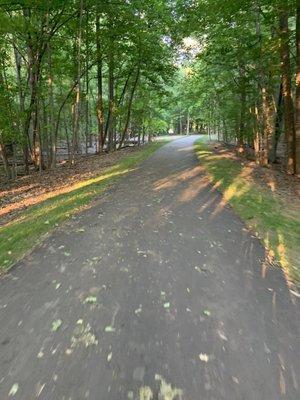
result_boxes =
[0,142,166,273]
[195,139,300,283]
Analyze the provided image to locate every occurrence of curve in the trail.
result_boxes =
[0,136,299,400]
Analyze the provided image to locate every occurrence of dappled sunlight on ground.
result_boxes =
[0,142,165,271]
[152,139,300,291]
[154,165,205,192]
[0,166,131,226]
[0,147,142,226]
[195,141,300,286]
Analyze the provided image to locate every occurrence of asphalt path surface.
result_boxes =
[0,136,299,400]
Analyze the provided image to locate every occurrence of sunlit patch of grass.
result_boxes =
[195,139,300,283]
[0,142,166,272]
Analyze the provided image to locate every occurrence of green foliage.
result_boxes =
[170,0,290,145]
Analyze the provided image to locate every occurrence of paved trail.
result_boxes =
[0,136,299,400]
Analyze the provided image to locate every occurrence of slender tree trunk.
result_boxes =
[186,110,190,135]
[254,5,275,166]
[279,6,296,174]
[119,64,141,149]
[47,42,56,168]
[0,136,11,180]
[142,124,145,143]
[42,98,50,164]
[260,85,274,165]
[107,30,115,152]
[71,0,83,164]
[295,2,300,174]
[269,83,283,163]
[13,45,29,174]
[96,13,105,151]
[64,111,71,161]
[238,64,246,152]
[85,11,90,154]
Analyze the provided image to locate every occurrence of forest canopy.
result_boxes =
[0,0,299,179]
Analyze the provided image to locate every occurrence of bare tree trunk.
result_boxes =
[0,137,11,180]
[269,83,283,163]
[279,7,296,174]
[260,85,274,165]
[238,64,246,152]
[13,45,29,174]
[252,103,261,163]
[254,5,275,166]
[71,0,83,164]
[295,2,300,174]
[107,29,115,152]
[119,63,141,149]
[186,110,190,135]
[47,42,56,168]
[96,13,105,151]
[85,11,90,155]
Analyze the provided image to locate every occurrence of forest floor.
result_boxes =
[195,139,300,284]
[0,142,166,272]
[0,135,299,399]
[0,146,150,226]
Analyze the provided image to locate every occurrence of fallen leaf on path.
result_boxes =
[217,330,228,341]
[199,353,209,362]
[84,296,97,304]
[51,319,62,332]
[135,305,142,315]
[139,386,153,400]
[9,383,19,396]
[105,326,115,332]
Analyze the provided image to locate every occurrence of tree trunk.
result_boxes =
[279,7,296,174]
[0,138,11,180]
[238,64,246,152]
[47,42,56,169]
[96,13,105,151]
[186,110,190,135]
[13,45,29,174]
[119,64,141,149]
[85,11,90,154]
[107,30,115,152]
[254,6,275,166]
[295,2,300,174]
[269,83,283,163]
[260,85,274,165]
[71,0,84,164]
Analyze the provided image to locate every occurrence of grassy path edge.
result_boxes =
[195,139,300,284]
[0,142,167,273]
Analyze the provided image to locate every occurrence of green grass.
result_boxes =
[0,142,166,273]
[195,139,300,283]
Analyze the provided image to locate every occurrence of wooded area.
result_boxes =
[175,0,300,175]
[0,3,300,398]
[0,0,174,180]
[0,0,300,180]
